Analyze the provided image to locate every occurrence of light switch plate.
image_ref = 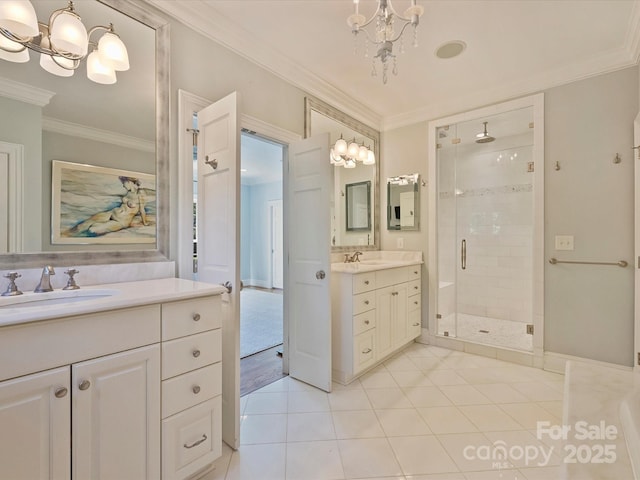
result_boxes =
[555,235,574,250]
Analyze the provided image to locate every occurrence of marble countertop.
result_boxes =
[0,277,227,328]
[331,250,423,274]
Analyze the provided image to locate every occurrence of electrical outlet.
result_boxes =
[397,237,404,249]
[555,235,574,251]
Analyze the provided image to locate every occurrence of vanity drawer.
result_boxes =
[408,295,421,312]
[352,272,376,294]
[353,310,375,336]
[408,310,421,338]
[162,396,222,480]
[408,265,421,280]
[408,279,421,296]
[162,363,221,419]
[376,267,408,288]
[162,296,221,341]
[353,330,376,373]
[162,330,221,380]
[353,291,376,315]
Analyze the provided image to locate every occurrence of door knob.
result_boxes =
[222,281,233,293]
[205,155,218,170]
[316,270,326,280]
[78,380,90,391]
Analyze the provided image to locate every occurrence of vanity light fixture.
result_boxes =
[330,134,375,168]
[0,0,129,84]
[347,0,424,84]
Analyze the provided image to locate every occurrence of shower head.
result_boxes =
[475,121,495,143]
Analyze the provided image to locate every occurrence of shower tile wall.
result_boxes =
[455,135,533,324]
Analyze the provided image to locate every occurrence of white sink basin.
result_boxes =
[357,259,396,265]
[0,289,119,310]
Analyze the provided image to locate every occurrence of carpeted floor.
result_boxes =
[240,288,283,358]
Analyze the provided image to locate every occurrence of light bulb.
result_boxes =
[347,139,359,158]
[364,149,376,165]
[334,136,347,155]
[50,10,88,56]
[87,50,116,84]
[98,31,129,71]
[344,158,356,169]
[358,145,368,162]
[40,53,74,76]
[0,0,39,38]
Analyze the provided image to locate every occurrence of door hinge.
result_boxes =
[527,162,534,173]
[526,324,534,335]
[186,128,199,147]
[436,313,442,319]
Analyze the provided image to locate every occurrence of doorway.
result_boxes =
[239,131,286,393]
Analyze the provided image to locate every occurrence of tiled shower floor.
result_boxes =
[204,342,565,480]
[438,314,533,352]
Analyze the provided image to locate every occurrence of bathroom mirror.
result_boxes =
[0,0,169,269]
[387,173,420,231]
[345,181,371,232]
[304,97,380,251]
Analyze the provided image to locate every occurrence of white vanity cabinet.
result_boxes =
[331,264,422,384]
[161,296,223,480]
[0,279,223,480]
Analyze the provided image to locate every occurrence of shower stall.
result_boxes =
[428,95,544,358]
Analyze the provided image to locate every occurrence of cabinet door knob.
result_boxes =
[362,348,372,354]
[364,320,370,325]
[192,349,201,358]
[364,300,370,305]
[364,280,369,285]
[413,323,420,327]
[78,380,90,391]
[192,385,201,394]
[414,301,419,305]
[414,286,419,290]
[54,387,68,398]
[184,434,207,449]
[193,313,201,322]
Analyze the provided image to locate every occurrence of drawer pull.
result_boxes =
[414,270,418,275]
[362,348,372,354]
[193,313,201,322]
[192,349,201,358]
[414,301,419,305]
[364,320,370,325]
[414,286,419,290]
[192,385,201,394]
[364,280,369,285]
[78,380,90,391]
[184,434,207,449]
[364,300,370,305]
[413,323,420,327]
[54,387,68,398]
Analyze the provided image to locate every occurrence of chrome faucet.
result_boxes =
[344,251,363,263]
[34,266,55,293]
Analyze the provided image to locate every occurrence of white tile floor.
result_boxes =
[203,343,567,480]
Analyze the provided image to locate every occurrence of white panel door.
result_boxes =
[196,92,240,448]
[287,133,332,392]
[72,345,160,480]
[634,113,640,372]
[269,199,284,289]
[0,366,70,480]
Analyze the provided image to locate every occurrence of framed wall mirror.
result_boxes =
[387,173,420,231]
[0,0,169,269]
[345,181,371,232]
[304,97,380,251]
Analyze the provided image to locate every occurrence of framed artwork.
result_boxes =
[51,160,156,244]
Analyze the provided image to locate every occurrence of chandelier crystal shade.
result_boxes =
[347,0,424,84]
[0,0,130,84]
[330,134,376,168]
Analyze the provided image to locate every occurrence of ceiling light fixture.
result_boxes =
[0,0,129,84]
[330,134,375,168]
[347,0,424,84]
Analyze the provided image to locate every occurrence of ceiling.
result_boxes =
[147,0,640,131]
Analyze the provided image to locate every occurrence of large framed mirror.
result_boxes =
[304,97,380,251]
[0,0,169,269]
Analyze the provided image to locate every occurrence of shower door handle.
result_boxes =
[461,239,466,270]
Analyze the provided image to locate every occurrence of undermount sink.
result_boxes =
[0,289,119,310]
[357,259,395,265]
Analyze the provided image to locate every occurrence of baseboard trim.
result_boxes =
[544,351,634,374]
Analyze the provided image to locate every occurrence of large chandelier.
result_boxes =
[347,0,423,84]
[0,1,129,84]
[330,135,375,169]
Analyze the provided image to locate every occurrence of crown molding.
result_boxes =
[0,77,55,107]
[144,0,382,131]
[42,116,155,152]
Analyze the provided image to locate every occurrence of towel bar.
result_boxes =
[549,258,628,268]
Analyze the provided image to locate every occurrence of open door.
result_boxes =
[196,92,240,448]
[634,113,640,372]
[287,133,332,392]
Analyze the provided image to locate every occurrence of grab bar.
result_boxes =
[549,258,628,268]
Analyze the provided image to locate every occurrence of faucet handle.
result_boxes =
[344,253,351,263]
[63,268,80,290]
[2,271,23,296]
[352,251,363,262]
